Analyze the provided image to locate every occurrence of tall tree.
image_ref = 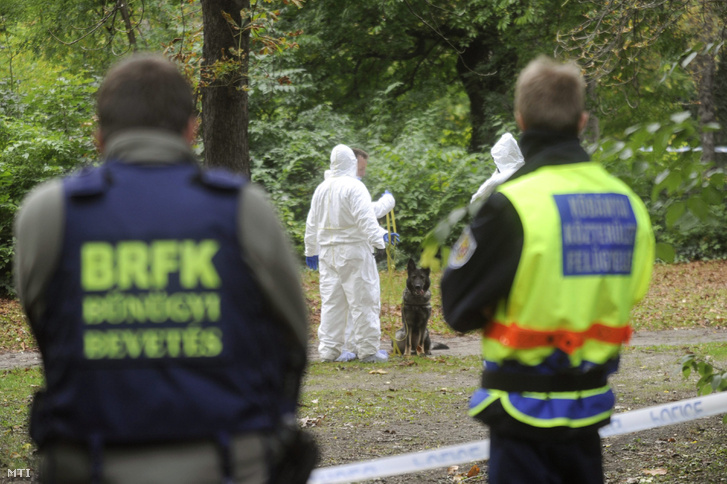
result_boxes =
[681,0,726,165]
[200,0,251,175]
[17,0,185,73]
[558,0,726,162]
[277,0,568,152]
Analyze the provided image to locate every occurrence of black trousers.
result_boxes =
[488,429,603,484]
[474,399,605,484]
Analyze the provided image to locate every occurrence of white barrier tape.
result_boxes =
[308,391,727,484]
[308,440,490,484]
[599,391,727,437]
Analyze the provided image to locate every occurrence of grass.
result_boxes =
[301,259,727,340]
[0,299,35,353]
[2,260,725,352]
[630,260,727,331]
[301,356,483,466]
[0,367,42,473]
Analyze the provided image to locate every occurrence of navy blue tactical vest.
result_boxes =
[31,161,291,446]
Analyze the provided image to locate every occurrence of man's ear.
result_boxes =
[94,129,105,154]
[183,116,199,145]
[515,112,526,131]
[578,112,589,134]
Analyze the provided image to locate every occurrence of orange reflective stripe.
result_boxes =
[484,322,632,355]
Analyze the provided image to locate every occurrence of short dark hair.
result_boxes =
[351,148,369,160]
[96,53,195,140]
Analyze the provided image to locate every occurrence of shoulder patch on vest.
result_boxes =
[448,226,477,269]
[198,169,247,191]
[65,166,110,197]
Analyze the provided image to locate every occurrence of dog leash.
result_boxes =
[385,209,397,271]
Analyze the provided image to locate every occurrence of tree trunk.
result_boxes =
[714,51,727,168]
[117,0,137,51]
[696,52,716,165]
[582,80,600,149]
[200,0,250,176]
[455,32,518,153]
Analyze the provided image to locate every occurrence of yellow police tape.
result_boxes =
[384,210,402,355]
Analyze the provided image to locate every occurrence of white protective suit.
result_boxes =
[321,168,395,357]
[324,170,395,219]
[372,193,395,219]
[470,133,525,204]
[305,145,388,361]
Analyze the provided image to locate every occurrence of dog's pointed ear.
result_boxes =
[423,267,430,276]
[407,258,416,272]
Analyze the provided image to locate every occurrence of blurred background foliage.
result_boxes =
[0,0,725,295]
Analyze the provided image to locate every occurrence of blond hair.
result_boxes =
[514,56,585,135]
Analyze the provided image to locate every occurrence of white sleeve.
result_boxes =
[372,192,395,219]
[350,185,386,249]
[304,192,319,256]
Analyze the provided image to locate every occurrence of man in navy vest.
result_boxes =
[14,54,315,483]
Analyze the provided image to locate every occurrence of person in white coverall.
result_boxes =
[305,145,398,363]
[470,133,524,205]
[339,148,395,359]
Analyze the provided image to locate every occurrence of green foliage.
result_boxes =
[248,94,490,264]
[249,105,357,252]
[22,75,99,134]
[278,0,565,151]
[419,111,727,268]
[0,117,94,295]
[0,38,97,296]
[593,111,727,262]
[681,354,727,423]
[0,367,43,471]
[365,129,489,263]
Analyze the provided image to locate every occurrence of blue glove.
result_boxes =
[306,255,319,270]
[383,233,400,246]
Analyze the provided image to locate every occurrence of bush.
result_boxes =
[249,105,491,267]
[593,112,727,262]
[0,118,93,295]
[249,105,359,254]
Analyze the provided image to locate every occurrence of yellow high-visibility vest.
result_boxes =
[470,161,655,429]
[485,161,654,367]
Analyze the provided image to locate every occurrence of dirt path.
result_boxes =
[2,328,727,371]
[310,327,727,360]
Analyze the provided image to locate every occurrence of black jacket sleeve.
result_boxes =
[441,193,524,333]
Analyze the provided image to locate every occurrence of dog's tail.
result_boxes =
[432,342,449,350]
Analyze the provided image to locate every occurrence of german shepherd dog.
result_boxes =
[394,259,433,356]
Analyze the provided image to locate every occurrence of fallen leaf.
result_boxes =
[467,465,480,477]
[447,466,459,475]
[369,369,388,375]
[643,468,667,476]
[298,416,324,428]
